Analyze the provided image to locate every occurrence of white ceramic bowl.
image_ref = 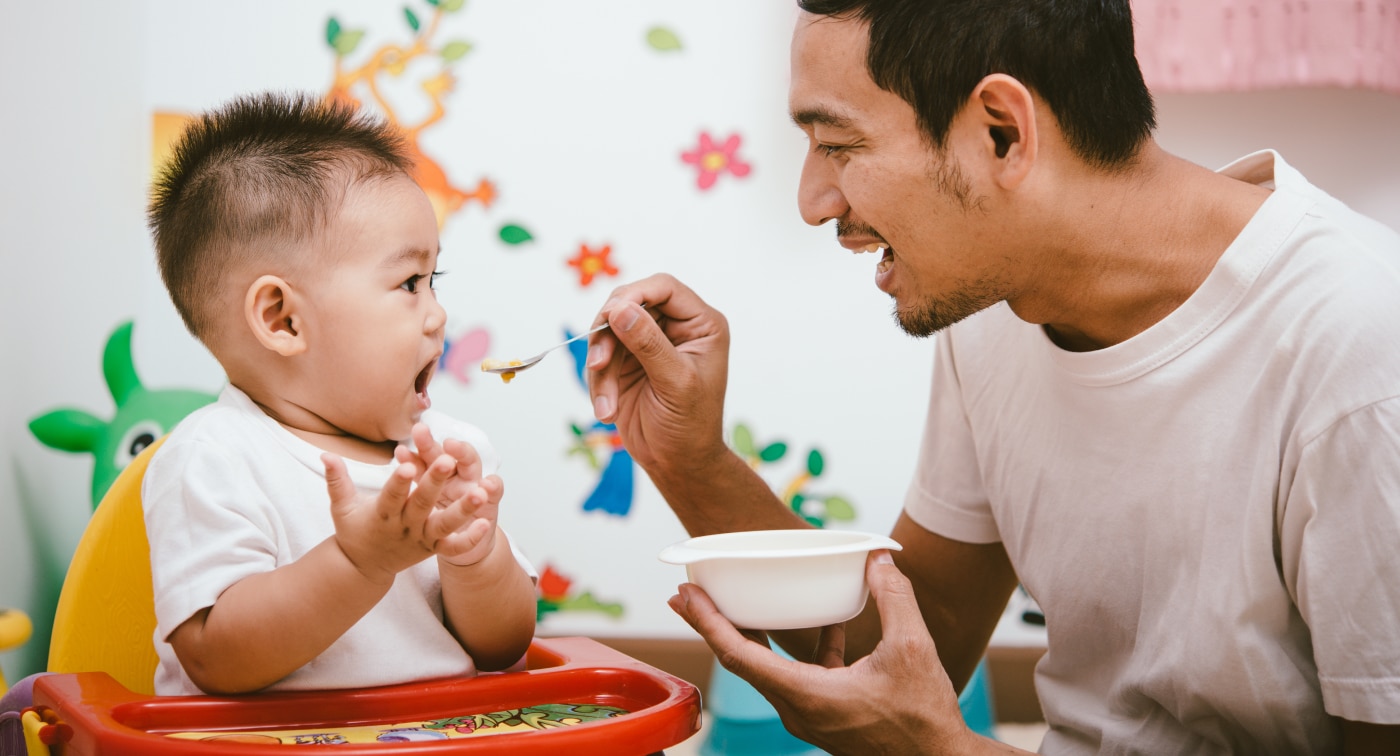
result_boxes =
[657,529,902,630]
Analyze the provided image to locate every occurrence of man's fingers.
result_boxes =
[865,550,928,642]
[606,300,682,386]
[814,621,847,669]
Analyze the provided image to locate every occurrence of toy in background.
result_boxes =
[0,608,36,755]
[0,609,33,698]
[27,321,215,508]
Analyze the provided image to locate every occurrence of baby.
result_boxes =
[142,91,537,696]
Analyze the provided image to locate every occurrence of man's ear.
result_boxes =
[244,275,307,356]
[969,73,1037,190]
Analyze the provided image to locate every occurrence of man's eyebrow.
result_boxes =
[790,106,855,129]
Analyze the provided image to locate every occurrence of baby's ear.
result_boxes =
[245,275,307,356]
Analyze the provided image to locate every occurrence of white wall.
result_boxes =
[2,2,1398,683]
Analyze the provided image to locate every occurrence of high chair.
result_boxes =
[23,439,701,755]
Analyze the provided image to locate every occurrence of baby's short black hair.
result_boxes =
[149,91,413,344]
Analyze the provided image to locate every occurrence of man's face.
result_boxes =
[789,12,1010,337]
[294,172,447,443]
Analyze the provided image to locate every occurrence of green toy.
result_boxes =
[28,321,216,507]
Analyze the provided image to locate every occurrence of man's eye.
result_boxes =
[816,143,845,157]
[401,275,424,293]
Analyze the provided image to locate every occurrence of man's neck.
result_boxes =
[1011,147,1272,351]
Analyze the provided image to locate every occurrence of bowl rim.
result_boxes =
[656,529,902,565]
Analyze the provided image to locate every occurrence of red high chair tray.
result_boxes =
[32,636,701,755]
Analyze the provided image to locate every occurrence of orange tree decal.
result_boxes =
[325,0,493,229]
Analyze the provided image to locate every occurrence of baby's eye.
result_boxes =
[400,274,424,293]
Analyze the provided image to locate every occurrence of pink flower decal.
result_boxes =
[681,131,752,190]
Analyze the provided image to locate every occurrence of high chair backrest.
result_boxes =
[47,438,165,695]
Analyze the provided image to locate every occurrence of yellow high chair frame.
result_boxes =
[46,438,165,694]
[29,439,700,756]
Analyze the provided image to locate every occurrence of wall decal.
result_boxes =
[438,326,491,385]
[645,26,683,52]
[536,564,625,622]
[565,243,620,288]
[681,131,752,191]
[731,422,857,528]
[325,0,493,230]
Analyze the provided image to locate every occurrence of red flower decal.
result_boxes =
[681,131,752,190]
[566,243,619,287]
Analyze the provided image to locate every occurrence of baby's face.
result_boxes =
[292,172,446,443]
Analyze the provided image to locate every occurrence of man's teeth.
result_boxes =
[854,243,888,254]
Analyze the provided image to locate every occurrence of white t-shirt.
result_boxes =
[143,385,535,696]
[904,151,1400,753]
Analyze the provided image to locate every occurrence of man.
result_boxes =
[586,1,1400,753]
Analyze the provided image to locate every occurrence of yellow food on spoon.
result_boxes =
[480,358,524,384]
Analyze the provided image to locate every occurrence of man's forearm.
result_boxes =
[647,446,811,537]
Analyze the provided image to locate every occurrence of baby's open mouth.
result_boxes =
[415,360,435,400]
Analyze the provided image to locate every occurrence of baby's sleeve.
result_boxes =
[142,437,281,644]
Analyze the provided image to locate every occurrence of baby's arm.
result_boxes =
[438,479,537,671]
[167,455,472,694]
[398,425,537,670]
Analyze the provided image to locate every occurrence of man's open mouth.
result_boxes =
[853,242,894,274]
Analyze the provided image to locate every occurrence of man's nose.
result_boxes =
[797,152,846,227]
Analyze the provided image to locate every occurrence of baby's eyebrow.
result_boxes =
[380,247,434,268]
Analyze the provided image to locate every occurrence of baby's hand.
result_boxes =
[395,424,485,509]
[322,452,482,583]
[435,473,504,568]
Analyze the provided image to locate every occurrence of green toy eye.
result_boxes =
[114,420,163,469]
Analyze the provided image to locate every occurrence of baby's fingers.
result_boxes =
[405,453,455,522]
[441,437,484,480]
[373,461,419,521]
[438,519,495,566]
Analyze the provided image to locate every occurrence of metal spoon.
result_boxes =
[479,321,614,382]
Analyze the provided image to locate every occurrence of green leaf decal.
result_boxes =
[731,424,755,458]
[425,0,440,5]
[823,496,856,521]
[441,0,466,11]
[806,449,825,476]
[441,40,473,61]
[498,224,534,245]
[326,17,341,47]
[646,26,682,51]
[404,7,421,31]
[759,442,788,462]
[333,29,364,56]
